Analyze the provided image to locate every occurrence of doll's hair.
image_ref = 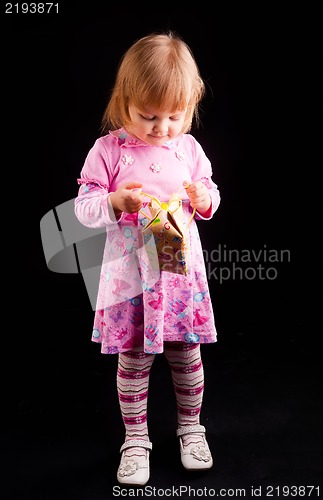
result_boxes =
[101,31,205,134]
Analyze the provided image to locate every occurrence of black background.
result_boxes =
[2,2,322,499]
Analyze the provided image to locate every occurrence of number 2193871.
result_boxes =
[5,3,59,14]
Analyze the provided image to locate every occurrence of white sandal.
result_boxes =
[117,439,152,486]
[177,424,213,470]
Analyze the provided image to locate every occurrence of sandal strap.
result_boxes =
[176,424,206,437]
[120,439,153,453]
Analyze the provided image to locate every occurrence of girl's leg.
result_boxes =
[164,342,205,448]
[117,346,155,461]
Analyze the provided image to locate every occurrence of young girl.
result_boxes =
[75,31,221,486]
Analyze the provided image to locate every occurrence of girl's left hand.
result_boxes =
[183,180,211,215]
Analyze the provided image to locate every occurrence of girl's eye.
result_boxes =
[140,115,155,120]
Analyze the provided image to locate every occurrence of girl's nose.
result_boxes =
[153,121,168,135]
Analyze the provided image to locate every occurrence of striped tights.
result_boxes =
[116,342,205,460]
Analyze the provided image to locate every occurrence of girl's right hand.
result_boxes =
[109,182,143,215]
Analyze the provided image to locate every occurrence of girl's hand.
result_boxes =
[183,180,212,215]
[109,182,143,216]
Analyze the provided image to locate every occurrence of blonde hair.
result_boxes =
[101,31,205,134]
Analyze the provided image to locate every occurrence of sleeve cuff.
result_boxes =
[105,194,125,224]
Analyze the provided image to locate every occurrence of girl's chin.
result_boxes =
[147,135,169,145]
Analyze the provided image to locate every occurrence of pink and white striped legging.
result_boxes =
[116,342,205,458]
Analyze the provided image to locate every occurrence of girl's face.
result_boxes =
[127,105,186,146]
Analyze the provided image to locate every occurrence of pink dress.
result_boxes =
[74,128,221,354]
